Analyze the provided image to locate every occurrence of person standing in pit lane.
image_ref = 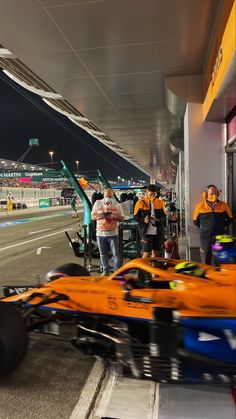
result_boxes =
[91,188,124,275]
[193,184,233,265]
[6,193,15,212]
[134,184,166,257]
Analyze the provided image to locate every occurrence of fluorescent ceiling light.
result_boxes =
[46,98,149,176]
[0,48,14,58]
[3,69,63,99]
[68,117,89,130]
[87,129,105,136]
[43,99,89,121]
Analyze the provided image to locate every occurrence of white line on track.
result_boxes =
[36,246,51,255]
[0,228,74,252]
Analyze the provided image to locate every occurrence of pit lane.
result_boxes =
[0,207,84,286]
[0,207,235,418]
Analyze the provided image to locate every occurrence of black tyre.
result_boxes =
[45,263,90,282]
[0,302,28,378]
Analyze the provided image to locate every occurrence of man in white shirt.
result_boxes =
[91,188,124,275]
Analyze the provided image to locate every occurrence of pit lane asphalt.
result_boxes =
[0,207,95,419]
[0,206,86,286]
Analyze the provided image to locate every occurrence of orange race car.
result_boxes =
[0,236,236,384]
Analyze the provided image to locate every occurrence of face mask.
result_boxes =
[147,192,157,201]
[104,197,113,205]
[207,194,217,203]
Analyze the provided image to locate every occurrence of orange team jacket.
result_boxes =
[193,200,233,235]
[134,197,166,237]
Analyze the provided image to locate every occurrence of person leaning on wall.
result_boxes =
[193,184,233,265]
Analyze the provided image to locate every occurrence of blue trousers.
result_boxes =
[96,235,120,273]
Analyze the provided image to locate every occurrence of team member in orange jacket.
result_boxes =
[193,185,233,265]
[134,184,166,257]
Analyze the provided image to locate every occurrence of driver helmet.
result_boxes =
[175,261,205,278]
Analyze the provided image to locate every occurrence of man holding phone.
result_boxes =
[91,188,124,275]
[134,184,166,257]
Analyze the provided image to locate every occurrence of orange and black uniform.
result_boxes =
[193,199,233,264]
[134,197,166,251]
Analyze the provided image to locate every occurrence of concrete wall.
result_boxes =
[184,103,225,252]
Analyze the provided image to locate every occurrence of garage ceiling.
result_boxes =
[0,0,222,182]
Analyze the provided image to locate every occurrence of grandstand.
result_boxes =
[0,158,147,212]
[0,157,70,209]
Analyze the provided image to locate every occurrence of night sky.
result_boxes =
[0,72,148,183]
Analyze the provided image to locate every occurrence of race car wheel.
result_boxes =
[45,262,90,282]
[0,302,28,378]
